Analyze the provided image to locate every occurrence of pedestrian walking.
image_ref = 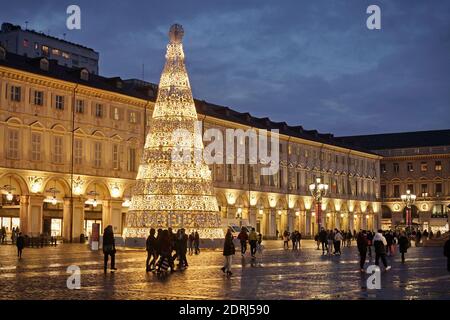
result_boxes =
[145,228,157,272]
[177,228,188,269]
[319,228,328,254]
[346,230,352,247]
[327,230,334,255]
[194,231,200,254]
[357,231,368,271]
[398,231,409,263]
[283,230,290,249]
[444,236,450,272]
[188,232,194,255]
[102,225,117,273]
[334,229,343,255]
[314,233,320,250]
[248,228,258,257]
[221,229,235,276]
[157,229,172,274]
[16,232,25,259]
[237,227,249,256]
[373,229,391,271]
[297,231,302,248]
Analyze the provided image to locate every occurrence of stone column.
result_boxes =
[349,213,354,232]
[63,197,85,242]
[268,208,276,239]
[27,195,44,237]
[102,199,123,235]
[19,195,30,235]
[288,209,295,231]
[248,207,257,228]
[62,198,72,242]
[305,210,311,237]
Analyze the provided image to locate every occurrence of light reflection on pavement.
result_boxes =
[0,240,449,300]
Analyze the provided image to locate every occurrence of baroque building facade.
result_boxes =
[339,131,450,234]
[0,48,381,241]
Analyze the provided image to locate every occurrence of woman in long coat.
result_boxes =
[221,229,235,276]
[398,231,409,263]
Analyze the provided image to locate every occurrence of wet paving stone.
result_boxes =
[0,240,449,300]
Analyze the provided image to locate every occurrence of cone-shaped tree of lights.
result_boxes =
[124,24,223,239]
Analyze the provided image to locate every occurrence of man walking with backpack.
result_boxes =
[373,230,391,271]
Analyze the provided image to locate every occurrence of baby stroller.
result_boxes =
[157,256,170,277]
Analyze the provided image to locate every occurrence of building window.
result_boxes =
[95,104,103,118]
[435,183,442,196]
[51,48,60,56]
[128,148,136,172]
[7,129,19,159]
[53,136,63,164]
[113,144,119,170]
[113,107,120,120]
[407,162,413,172]
[55,95,64,110]
[393,163,399,173]
[381,185,386,198]
[420,162,428,172]
[393,185,400,198]
[74,139,82,165]
[42,45,49,56]
[94,142,102,168]
[31,132,41,161]
[10,86,21,102]
[23,39,29,47]
[129,111,137,123]
[226,164,233,182]
[34,42,39,50]
[34,90,44,106]
[380,163,386,173]
[304,150,309,158]
[421,184,428,197]
[62,52,70,59]
[407,184,414,193]
[435,161,442,171]
[75,99,84,113]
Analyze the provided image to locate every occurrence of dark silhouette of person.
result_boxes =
[16,232,25,259]
[102,225,116,273]
[145,228,157,271]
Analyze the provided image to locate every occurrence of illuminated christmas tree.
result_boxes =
[124,24,223,239]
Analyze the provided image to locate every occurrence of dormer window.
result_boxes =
[40,58,49,71]
[80,69,89,81]
[0,46,6,60]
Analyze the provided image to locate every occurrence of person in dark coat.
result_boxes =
[194,231,200,254]
[319,228,328,254]
[221,228,235,276]
[16,232,25,259]
[357,231,368,271]
[237,227,249,256]
[367,231,374,258]
[145,228,157,271]
[177,228,188,268]
[398,231,409,263]
[373,230,391,271]
[102,225,116,273]
[443,237,450,272]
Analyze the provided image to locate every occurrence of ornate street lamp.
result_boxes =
[2,176,16,202]
[309,177,328,235]
[401,189,416,232]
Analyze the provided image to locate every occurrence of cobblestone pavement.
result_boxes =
[0,240,449,300]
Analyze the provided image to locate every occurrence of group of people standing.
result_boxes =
[282,230,302,250]
[1,226,20,244]
[316,228,351,255]
[223,227,263,276]
[144,228,200,274]
[102,225,201,275]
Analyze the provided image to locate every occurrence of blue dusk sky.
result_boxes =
[1,0,449,136]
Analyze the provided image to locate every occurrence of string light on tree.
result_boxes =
[124,24,223,239]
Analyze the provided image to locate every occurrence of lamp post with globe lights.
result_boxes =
[401,189,416,233]
[309,177,329,235]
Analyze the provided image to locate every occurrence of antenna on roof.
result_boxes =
[63,33,66,40]
[25,21,28,30]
